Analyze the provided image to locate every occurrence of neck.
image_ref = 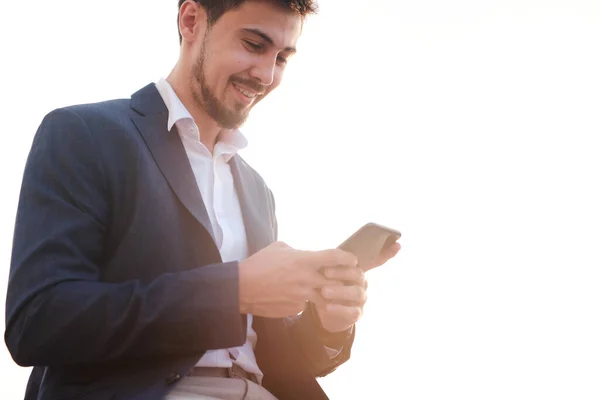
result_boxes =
[166,64,221,153]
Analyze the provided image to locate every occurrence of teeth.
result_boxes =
[233,83,258,98]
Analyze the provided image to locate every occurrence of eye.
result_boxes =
[244,40,262,52]
[277,56,288,66]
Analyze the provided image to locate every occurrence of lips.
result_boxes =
[232,82,261,99]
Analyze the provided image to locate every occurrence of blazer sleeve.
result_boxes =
[4,108,246,367]
[286,304,355,377]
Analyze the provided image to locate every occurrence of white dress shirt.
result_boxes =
[155,78,263,381]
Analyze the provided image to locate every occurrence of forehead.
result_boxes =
[216,1,304,49]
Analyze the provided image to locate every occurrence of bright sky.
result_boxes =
[1,0,600,398]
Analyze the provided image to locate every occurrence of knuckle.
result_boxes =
[358,268,366,280]
[322,266,334,279]
[350,268,363,283]
[327,249,341,266]
[319,275,332,287]
[335,250,346,265]
[344,251,358,267]
[332,249,348,266]
[354,287,364,303]
[357,286,364,299]
[345,286,356,301]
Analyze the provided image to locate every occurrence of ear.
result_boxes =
[178,0,208,43]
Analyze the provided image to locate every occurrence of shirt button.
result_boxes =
[165,372,181,385]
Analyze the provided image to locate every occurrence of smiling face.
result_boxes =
[184,1,303,129]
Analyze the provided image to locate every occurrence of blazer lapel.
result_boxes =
[229,155,275,256]
[130,83,216,243]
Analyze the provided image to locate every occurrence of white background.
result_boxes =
[1,0,599,399]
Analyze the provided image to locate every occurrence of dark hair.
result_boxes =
[177,0,318,43]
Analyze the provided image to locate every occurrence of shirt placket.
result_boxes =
[213,153,227,253]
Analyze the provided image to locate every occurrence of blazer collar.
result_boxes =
[130,83,274,256]
[130,83,216,244]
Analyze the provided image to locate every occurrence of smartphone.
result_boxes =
[338,222,401,271]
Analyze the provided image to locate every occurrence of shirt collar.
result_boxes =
[154,78,248,160]
[155,78,193,132]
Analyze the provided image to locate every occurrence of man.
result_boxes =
[5,0,400,399]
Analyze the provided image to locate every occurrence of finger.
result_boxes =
[373,242,401,267]
[324,303,362,324]
[322,266,365,286]
[315,249,358,269]
[382,242,401,259]
[304,270,344,288]
[308,288,328,307]
[321,285,367,306]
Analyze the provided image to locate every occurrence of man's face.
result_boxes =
[189,1,303,129]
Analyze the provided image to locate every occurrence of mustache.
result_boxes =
[230,76,268,94]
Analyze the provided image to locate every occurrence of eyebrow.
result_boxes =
[241,28,297,54]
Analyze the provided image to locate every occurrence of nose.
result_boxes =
[249,57,277,87]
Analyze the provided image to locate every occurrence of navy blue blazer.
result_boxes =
[5,84,353,400]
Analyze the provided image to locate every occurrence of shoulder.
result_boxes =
[31,98,130,152]
[30,98,148,185]
[60,98,132,131]
[36,97,143,154]
[38,98,131,135]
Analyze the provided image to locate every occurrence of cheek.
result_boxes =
[227,48,256,76]
[201,49,242,89]
[269,71,284,91]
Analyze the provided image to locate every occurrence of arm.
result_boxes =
[4,108,246,367]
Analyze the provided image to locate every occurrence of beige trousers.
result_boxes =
[164,376,279,400]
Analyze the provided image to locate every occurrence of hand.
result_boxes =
[238,242,358,318]
[314,266,367,333]
[316,241,401,332]
[362,241,401,271]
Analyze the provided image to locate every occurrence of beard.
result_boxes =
[190,36,264,130]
